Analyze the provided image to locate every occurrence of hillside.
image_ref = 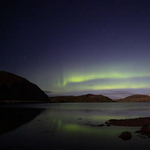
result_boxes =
[0,71,49,102]
[50,94,113,102]
[118,94,150,102]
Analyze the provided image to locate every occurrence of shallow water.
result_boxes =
[0,102,150,150]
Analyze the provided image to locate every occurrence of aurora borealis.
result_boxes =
[50,64,150,96]
[1,0,150,98]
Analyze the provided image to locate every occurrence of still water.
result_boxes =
[0,102,150,150]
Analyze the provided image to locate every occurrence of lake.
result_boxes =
[0,102,150,150]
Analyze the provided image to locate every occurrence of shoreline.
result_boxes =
[106,117,150,127]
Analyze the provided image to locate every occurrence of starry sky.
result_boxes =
[1,0,150,99]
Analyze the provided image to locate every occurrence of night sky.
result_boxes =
[1,0,150,99]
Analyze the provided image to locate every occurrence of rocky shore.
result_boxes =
[105,117,150,139]
[105,117,150,126]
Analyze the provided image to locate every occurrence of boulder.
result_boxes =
[135,122,150,138]
[140,122,150,133]
[119,131,132,141]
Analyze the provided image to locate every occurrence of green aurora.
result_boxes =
[51,66,150,94]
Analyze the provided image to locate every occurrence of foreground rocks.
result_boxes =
[106,117,150,139]
[119,132,132,141]
[105,117,150,127]
[0,71,49,102]
[140,122,150,133]
[135,122,150,138]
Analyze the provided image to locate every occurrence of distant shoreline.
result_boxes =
[1,94,150,104]
[0,100,50,104]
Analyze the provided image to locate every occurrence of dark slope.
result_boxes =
[119,94,150,102]
[0,71,49,101]
[51,94,113,102]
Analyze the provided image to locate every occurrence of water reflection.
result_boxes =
[0,107,44,135]
[0,103,150,150]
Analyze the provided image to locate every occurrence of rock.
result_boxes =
[105,117,150,126]
[119,132,132,141]
[97,124,104,127]
[135,122,150,138]
[140,122,150,133]
[0,71,49,102]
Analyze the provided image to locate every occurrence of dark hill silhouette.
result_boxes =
[0,71,49,102]
[119,94,150,102]
[50,94,113,102]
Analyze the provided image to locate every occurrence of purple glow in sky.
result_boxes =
[1,0,150,98]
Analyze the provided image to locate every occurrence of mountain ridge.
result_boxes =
[0,71,49,102]
[118,94,150,102]
[50,94,113,102]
